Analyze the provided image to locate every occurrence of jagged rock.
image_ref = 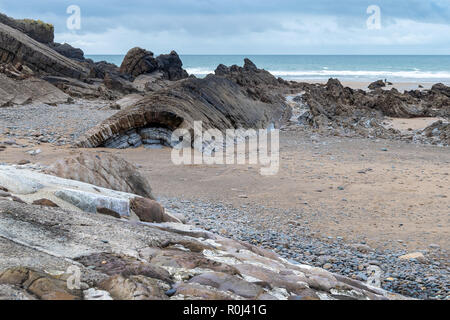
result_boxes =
[120,47,159,78]
[155,51,189,81]
[76,60,292,148]
[0,23,89,78]
[368,80,386,90]
[0,13,54,44]
[0,74,71,107]
[298,79,450,138]
[120,47,188,81]
[49,43,84,61]
[45,151,154,199]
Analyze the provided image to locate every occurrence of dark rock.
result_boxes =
[97,207,121,219]
[120,47,188,81]
[120,47,158,78]
[49,43,84,61]
[0,13,54,44]
[32,199,59,208]
[368,80,386,90]
[130,197,165,223]
[0,22,89,79]
[155,50,189,81]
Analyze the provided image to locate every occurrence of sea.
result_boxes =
[85,55,450,84]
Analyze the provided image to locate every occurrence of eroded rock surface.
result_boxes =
[45,151,154,199]
[0,199,407,300]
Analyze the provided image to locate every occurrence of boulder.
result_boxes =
[368,80,386,90]
[120,47,188,81]
[155,50,189,81]
[120,47,159,78]
[45,152,154,199]
[130,197,169,223]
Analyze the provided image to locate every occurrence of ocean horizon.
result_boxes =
[86,54,450,84]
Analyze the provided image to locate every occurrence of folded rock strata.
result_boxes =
[76,60,292,149]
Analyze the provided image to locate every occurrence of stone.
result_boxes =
[173,283,241,300]
[368,80,386,90]
[54,189,130,216]
[0,267,80,300]
[130,197,166,223]
[49,42,84,61]
[99,274,168,300]
[45,152,154,199]
[96,207,121,219]
[399,252,427,263]
[188,272,264,299]
[83,288,113,300]
[32,199,59,208]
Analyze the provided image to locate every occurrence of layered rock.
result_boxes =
[0,22,89,79]
[76,60,292,148]
[0,198,408,300]
[0,13,54,44]
[297,79,450,124]
[45,152,155,199]
[120,47,188,81]
[0,73,71,107]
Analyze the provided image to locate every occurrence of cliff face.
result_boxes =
[0,22,89,79]
[0,13,54,44]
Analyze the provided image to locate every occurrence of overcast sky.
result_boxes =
[1,0,449,54]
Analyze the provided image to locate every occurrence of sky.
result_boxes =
[0,0,449,55]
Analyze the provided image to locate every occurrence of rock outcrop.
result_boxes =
[45,152,155,199]
[297,79,450,124]
[120,47,188,81]
[76,60,292,149]
[0,197,408,300]
[0,22,89,79]
[0,13,54,44]
[0,73,71,107]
